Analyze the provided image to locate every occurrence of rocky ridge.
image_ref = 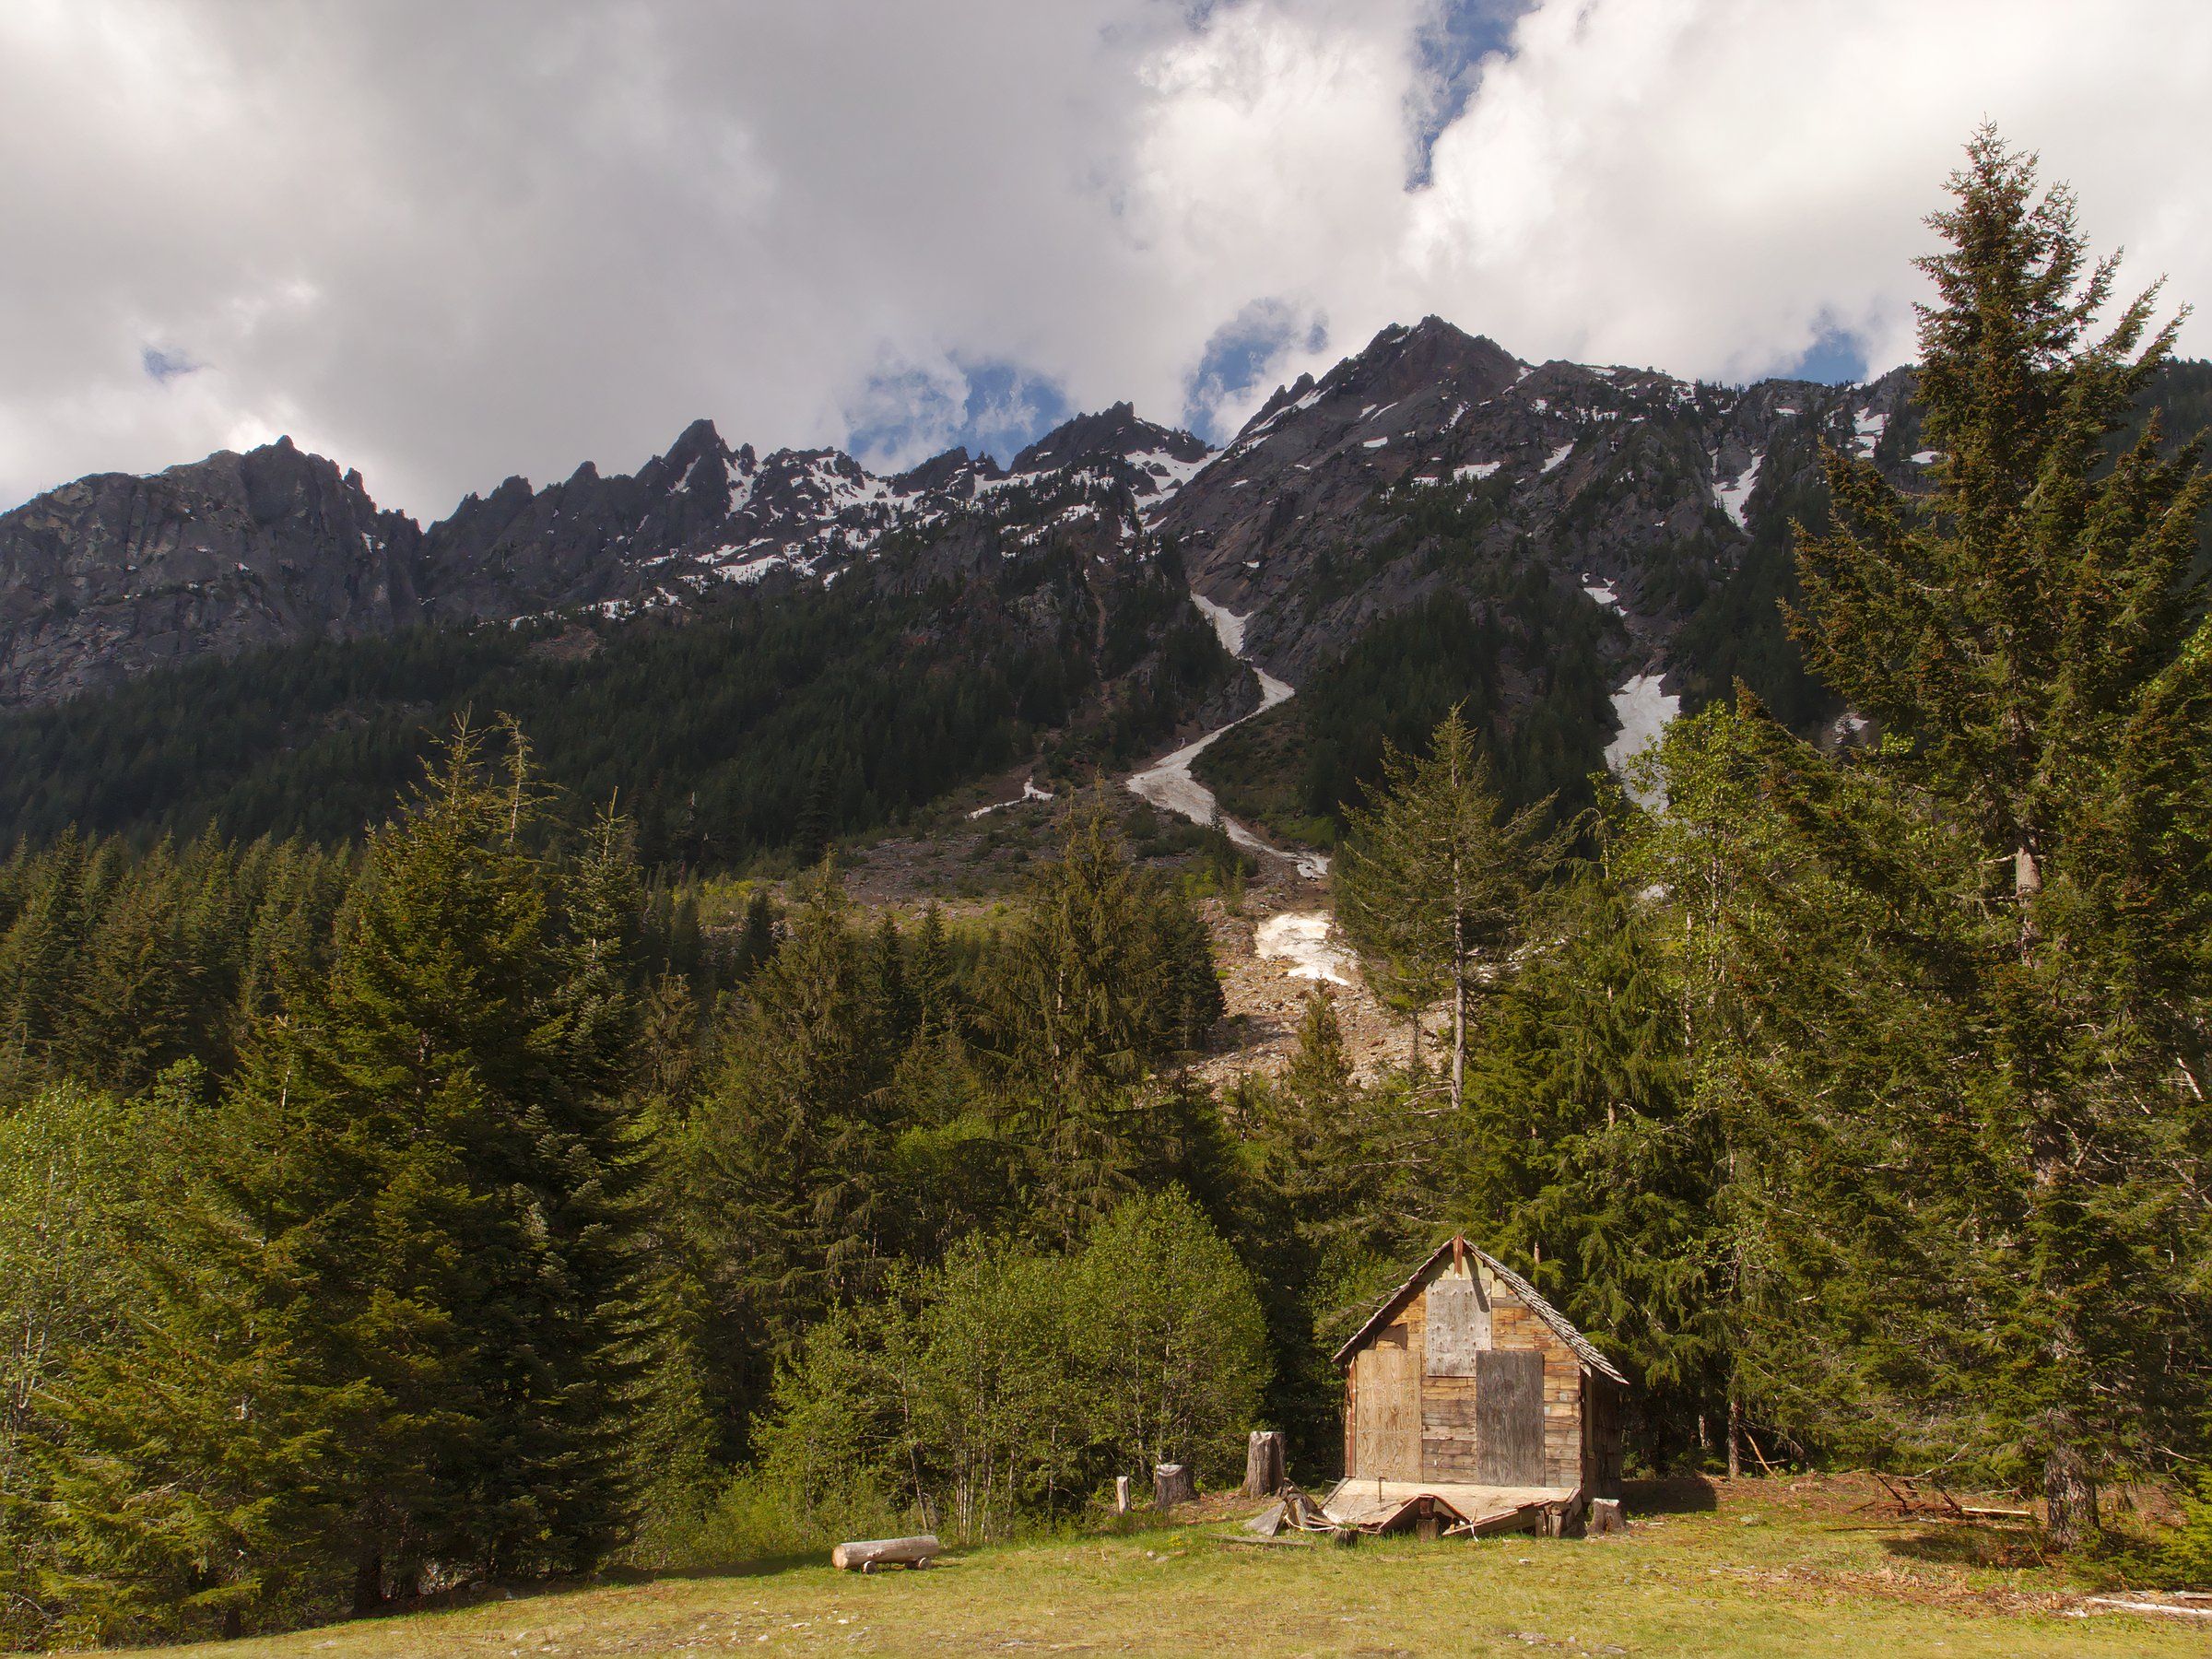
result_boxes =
[1154,316,1923,690]
[0,403,1216,706]
[0,317,1928,710]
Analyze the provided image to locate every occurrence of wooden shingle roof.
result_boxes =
[1331,1234,1630,1385]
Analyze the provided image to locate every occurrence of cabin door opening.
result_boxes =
[1474,1348,1547,1486]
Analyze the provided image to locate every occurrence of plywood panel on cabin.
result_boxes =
[1423,1273,1489,1375]
[1474,1348,1547,1486]
[1353,1338,1421,1481]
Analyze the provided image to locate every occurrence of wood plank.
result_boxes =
[1475,1348,1547,1486]
[1423,1396,1480,1430]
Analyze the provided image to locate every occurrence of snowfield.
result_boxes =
[1254,912,1353,984]
[1126,594,1323,878]
[1713,454,1760,530]
[1605,672,1681,806]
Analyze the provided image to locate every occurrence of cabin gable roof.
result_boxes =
[1332,1235,1630,1385]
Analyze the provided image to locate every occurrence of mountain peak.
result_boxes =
[668,416,724,455]
[1012,403,1209,475]
[891,445,1004,497]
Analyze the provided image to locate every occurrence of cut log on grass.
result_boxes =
[1587,1499,1626,1536]
[1242,1430,1286,1498]
[831,1535,941,1572]
[2081,1597,2212,1621]
[1154,1463,1196,1509]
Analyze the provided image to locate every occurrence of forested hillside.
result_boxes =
[0,526,1241,863]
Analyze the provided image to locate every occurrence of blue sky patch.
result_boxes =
[1183,298,1326,440]
[846,359,1072,473]
[141,346,199,382]
[1408,0,1531,186]
[1776,324,1870,385]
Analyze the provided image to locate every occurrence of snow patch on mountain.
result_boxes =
[1714,453,1760,530]
[1605,672,1681,806]
[1255,912,1353,985]
[1127,593,1317,877]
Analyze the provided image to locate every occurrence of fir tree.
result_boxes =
[675,863,900,1447]
[193,723,648,1605]
[732,888,779,982]
[978,805,1230,1241]
[1780,130,2212,1544]
[907,901,959,1042]
[864,911,916,1053]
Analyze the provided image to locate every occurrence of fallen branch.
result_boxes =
[2081,1596,2212,1622]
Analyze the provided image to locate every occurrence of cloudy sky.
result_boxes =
[5,0,2208,519]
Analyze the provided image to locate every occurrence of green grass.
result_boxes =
[108,1481,2200,1658]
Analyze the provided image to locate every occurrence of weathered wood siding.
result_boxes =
[1360,1259,1588,1489]
[1346,1248,1609,1497]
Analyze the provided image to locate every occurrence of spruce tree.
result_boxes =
[865,911,917,1052]
[733,888,779,982]
[907,901,960,1042]
[676,862,900,1446]
[1147,882,1224,1053]
[978,805,1230,1241]
[1461,802,1735,1468]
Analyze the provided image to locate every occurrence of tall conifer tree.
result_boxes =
[1335,707,1564,1108]
[1780,130,2212,1543]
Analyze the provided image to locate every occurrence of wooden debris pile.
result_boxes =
[1863,1472,2031,1524]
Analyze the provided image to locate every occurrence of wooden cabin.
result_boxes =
[1324,1235,1627,1535]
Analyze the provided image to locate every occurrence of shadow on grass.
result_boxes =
[601,1550,839,1584]
[348,1548,841,1630]
[1623,1476,1718,1515]
[1879,1522,2047,1571]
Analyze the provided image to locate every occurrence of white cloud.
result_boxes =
[2,0,2207,518]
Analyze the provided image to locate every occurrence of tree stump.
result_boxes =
[1587,1499,1626,1536]
[1154,1463,1196,1509]
[1242,1430,1287,1498]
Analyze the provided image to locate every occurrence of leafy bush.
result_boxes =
[631,1470,912,1571]
[757,1188,1268,1541]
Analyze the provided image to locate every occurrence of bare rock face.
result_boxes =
[0,436,422,705]
[1152,314,1922,688]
